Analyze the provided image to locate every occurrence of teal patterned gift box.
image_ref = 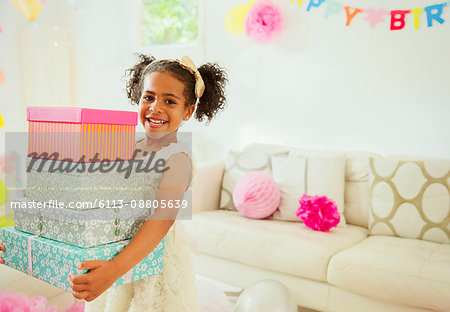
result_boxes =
[0,226,165,291]
[14,202,152,248]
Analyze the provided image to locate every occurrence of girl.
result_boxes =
[75,54,227,311]
[74,54,227,311]
[0,54,227,311]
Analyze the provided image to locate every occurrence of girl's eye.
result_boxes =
[143,96,154,102]
[166,99,176,104]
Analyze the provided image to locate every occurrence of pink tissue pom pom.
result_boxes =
[0,289,57,312]
[296,194,340,232]
[65,301,85,312]
[244,0,283,43]
[233,171,280,219]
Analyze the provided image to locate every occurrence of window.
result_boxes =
[140,0,199,46]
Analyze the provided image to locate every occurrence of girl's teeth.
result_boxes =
[149,119,166,124]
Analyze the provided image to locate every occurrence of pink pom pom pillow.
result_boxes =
[233,171,281,219]
[296,194,340,232]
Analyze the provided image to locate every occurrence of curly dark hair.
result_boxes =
[124,54,228,122]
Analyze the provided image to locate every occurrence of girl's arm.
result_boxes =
[68,153,192,302]
[110,151,192,276]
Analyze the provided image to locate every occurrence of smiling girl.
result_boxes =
[68,54,227,311]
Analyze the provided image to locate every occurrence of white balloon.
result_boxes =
[235,280,297,312]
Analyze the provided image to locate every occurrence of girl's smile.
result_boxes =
[146,114,168,128]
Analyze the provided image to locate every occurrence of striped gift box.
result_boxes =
[27,107,138,162]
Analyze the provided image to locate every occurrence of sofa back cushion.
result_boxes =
[368,156,450,244]
[272,151,347,227]
[219,143,384,228]
[219,144,289,211]
[270,156,306,220]
[343,151,383,227]
[274,146,381,228]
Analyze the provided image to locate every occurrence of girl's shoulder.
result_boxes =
[156,141,192,162]
[134,138,191,161]
[156,142,193,187]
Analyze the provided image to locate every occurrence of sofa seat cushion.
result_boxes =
[328,235,450,311]
[185,210,368,282]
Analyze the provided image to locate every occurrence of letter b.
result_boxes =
[390,10,410,30]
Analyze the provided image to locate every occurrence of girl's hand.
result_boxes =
[68,260,119,302]
[0,244,5,264]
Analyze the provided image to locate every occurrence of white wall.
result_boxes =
[185,0,450,159]
[0,0,139,155]
[0,0,449,160]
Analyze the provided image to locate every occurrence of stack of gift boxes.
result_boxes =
[0,107,164,291]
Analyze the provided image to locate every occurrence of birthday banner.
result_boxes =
[297,0,449,30]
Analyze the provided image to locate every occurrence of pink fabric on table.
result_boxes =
[0,290,57,312]
[66,301,85,312]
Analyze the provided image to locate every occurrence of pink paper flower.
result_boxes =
[244,0,283,43]
[0,289,57,312]
[296,194,340,232]
[65,301,85,312]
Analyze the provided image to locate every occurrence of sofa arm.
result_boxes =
[192,162,224,214]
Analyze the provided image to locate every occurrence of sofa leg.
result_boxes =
[224,290,243,297]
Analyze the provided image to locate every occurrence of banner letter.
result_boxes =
[424,3,446,27]
[344,6,363,26]
[307,0,325,12]
[411,8,424,29]
[291,0,303,7]
[325,0,344,18]
[390,10,410,30]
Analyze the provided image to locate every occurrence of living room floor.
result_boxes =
[198,275,319,312]
[0,265,320,311]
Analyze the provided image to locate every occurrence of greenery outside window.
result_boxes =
[141,0,199,46]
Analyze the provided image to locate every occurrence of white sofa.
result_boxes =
[184,144,450,312]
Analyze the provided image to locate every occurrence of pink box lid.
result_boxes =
[26,106,138,126]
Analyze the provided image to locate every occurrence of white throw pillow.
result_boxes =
[369,157,450,244]
[270,155,347,227]
[271,156,306,220]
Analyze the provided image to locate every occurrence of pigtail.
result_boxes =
[124,54,156,105]
[196,63,228,122]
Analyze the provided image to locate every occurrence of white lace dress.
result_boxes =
[85,142,199,312]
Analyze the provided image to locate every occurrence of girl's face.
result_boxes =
[138,71,194,135]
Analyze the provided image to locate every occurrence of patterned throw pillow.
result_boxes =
[368,157,450,244]
[220,149,288,211]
